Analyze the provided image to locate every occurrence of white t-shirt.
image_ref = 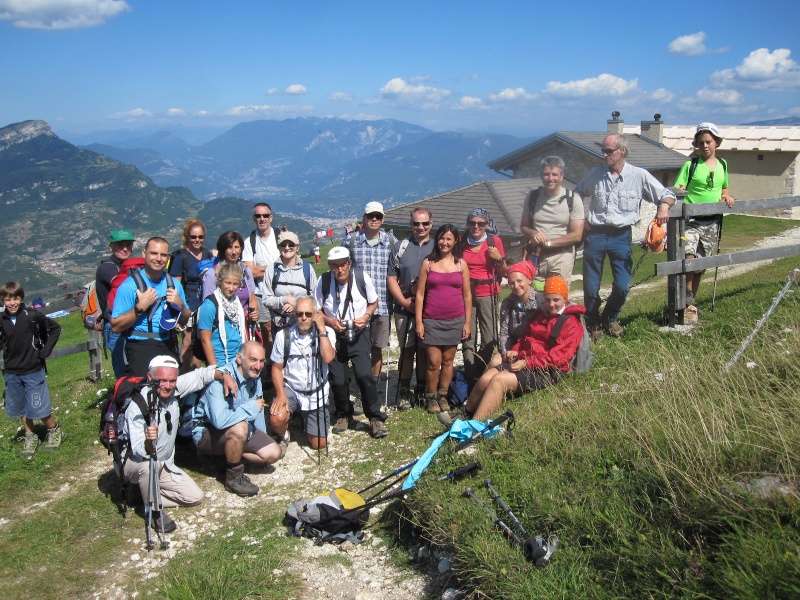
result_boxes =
[242,229,280,283]
[313,270,378,323]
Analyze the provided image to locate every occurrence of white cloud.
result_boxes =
[195,110,211,117]
[0,0,130,30]
[544,74,639,98]
[108,107,152,119]
[327,92,354,103]
[267,84,308,95]
[378,77,452,106]
[488,87,534,102]
[459,96,484,108]
[696,87,744,106]
[226,104,314,117]
[788,106,800,117]
[710,48,800,90]
[667,32,728,56]
[649,88,676,103]
[166,108,185,116]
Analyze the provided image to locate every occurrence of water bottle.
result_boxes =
[105,403,117,441]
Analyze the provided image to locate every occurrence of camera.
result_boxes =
[340,319,355,343]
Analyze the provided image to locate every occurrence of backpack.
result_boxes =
[107,257,146,312]
[192,294,220,361]
[246,228,281,260]
[321,267,368,306]
[80,281,102,330]
[285,488,370,545]
[687,156,728,187]
[548,313,594,373]
[448,370,477,407]
[271,260,312,295]
[526,188,575,226]
[168,248,213,289]
[110,260,177,339]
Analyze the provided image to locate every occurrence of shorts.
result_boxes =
[369,315,390,349]
[497,363,563,394]
[684,217,720,259]
[534,248,577,285]
[394,311,419,348]
[195,425,275,456]
[3,369,53,420]
[285,387,329,438]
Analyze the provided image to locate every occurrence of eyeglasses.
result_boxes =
[468,221,488,228]
[279,243,297,249]
[189,235,205,240]
[254,213,272,219]
[366,213,384,220]
[295,311,314,318]
[600,148,618,155]
[706,172,715,189]
[412,221,431,227]
[330,262,350,271]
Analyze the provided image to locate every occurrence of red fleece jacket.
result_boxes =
[512,303,586,372]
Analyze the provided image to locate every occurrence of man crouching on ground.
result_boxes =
[192,341,282,497]
[270,296,336,452]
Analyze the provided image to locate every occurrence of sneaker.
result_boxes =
[684,305,699,325]
[396,388,412,411]
[225,464,259,497]
[352,397,364,416]
[436,410,456,427]
[588,325,605,341]
[44,424,66,451]
[605,321,626,338]
[425,392,441,414]
[369,419,388,439]
[277,430,290,459]
[151,510,177,533]
[332,417,350,434]
[21,432,40,459]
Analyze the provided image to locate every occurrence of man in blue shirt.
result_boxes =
[111,237,192,375]
[191,341,282,497]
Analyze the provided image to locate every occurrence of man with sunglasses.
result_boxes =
[123,356,238,531]
[260,231,317,333]
[387,207,434,409]
[574,133,676,339]
[343,202,397,406]
[242,203,281,346]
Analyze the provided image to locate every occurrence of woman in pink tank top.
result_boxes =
[415,224,472,415]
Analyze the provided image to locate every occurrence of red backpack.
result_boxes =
[106,258,146,313]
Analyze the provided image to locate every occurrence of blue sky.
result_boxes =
[1,0,799,140]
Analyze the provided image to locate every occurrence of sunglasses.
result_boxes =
[706,172,715,189]
[468,221,488,228]
[279,243,297,249]
[600,148,618,155]
[330,262,350,270]
[254,213,272,219]
[412,221,431,227]
[366,213,384,220]
[296,311,314,318]
[162,409,173,434]
[189,235,205,240]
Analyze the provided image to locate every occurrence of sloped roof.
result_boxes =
[383,179,542,236]
[488,131,687,172]
[624,124,800,155]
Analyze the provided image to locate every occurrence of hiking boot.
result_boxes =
[44,424,66,451]
[352,397,364,416]
[588,325,605,341]
[604,321,626,338]
[21,432,40,459]
[684,305,699,325]
[425,391,441,414]
[396,387,412,411]
[225,464,259,497]
[369,419,388,439]
[277,430,290,459]
[332,417,350,434]
[437,389,451,413]
[151,510,177,533]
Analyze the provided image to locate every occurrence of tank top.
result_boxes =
[423,262,465,320]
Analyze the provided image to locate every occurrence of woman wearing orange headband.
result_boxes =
[441,275,585,423]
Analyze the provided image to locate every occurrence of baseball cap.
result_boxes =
[148,355,179,371]
[364,201,384,215]
[159,302,182,331]
[277,231,300,246]
[327,246,350,262]
[695,122,723,143]
[108,229,135,243]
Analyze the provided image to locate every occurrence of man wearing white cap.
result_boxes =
[343,201,397,407]
[314,246,387,439]
[123,356,237,532]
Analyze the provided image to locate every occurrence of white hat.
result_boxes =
[148,355,179,371]
[695,122,723,143]
[327,246,350,261]
[364,201,384,215]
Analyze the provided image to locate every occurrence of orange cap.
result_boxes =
[543,275,569,300]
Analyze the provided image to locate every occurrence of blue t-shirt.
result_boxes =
[197,296,242,365]
[111,271,188,341]
[169,249,210,311]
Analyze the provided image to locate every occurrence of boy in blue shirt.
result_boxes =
[1,281,64,459]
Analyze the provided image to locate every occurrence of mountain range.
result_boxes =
[75,117,531,216]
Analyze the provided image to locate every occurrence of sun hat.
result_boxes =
[159,302,182,331]
[695,122,723,144]
[543,275,569,300]
[508,261,536,281]
[327,246,350,262]
[108,229,134,243]
[148,355,179,371]
[277,231,300,246]
[364,201,384,215]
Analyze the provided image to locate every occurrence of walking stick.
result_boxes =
[393,311,414,406]
[383,317,391,412]
[711,216,724,312]
[144,388,169,551]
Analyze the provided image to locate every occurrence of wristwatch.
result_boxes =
[546,240,552,248]
[134,305,145,316]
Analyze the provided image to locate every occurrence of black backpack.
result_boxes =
[686,156,727,187]
[271,260,313,295]
[320,267,368,305]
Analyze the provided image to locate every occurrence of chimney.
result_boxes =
[640,113,664,144]
[607,111,623,134]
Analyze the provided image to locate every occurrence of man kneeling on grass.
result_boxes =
[439,275,584,425]
[191,341,283,497]
[269,296,336,451]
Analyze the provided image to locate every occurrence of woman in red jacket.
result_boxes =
[456,275,584,422]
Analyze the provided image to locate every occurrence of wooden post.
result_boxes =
[665,202,686,327]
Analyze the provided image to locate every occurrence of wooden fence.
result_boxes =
[656,195,800,326]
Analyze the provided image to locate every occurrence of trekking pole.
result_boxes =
[725,268,800,371]
[383,317,391,412]
[711,216,724,312]
[464,487,524,547]
[485,477,548,563]
[438,461,482,481]
[485,478,531,539]
[393,312,413,406]
[358,458,419,495]
[145,389,169,551]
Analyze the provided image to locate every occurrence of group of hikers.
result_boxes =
[1,124,733,534]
